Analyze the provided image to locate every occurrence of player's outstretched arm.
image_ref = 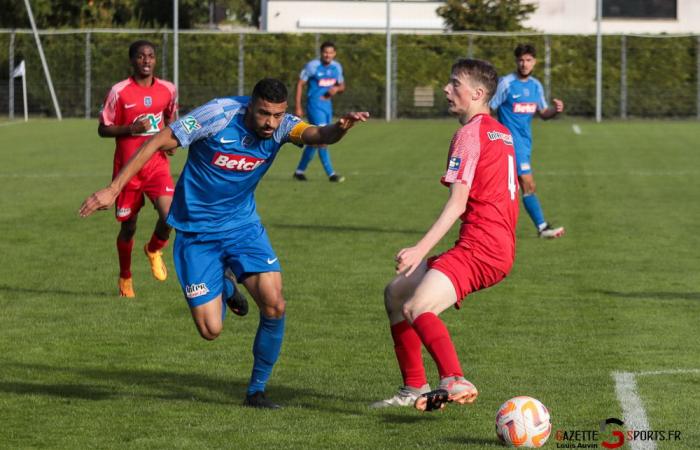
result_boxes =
[539,98,564,120]
[395,183,470,276]
[79,128,179,217]
[301,111,369,146]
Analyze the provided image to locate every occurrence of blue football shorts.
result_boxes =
[515,147,532,176]
[307,104,332,127]
[173,221,281,308]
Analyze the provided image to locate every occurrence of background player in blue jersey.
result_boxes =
[490,43,565,239]
[80,78,368,409]
[293,41,346,182]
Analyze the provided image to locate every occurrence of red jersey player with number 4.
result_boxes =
[371,59,519,412]
[98,40,177,298]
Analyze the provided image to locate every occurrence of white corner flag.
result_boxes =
[12,60,25,78]
[12,60,28,121]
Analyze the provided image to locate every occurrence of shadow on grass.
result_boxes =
[0,284,112,298]
[444,436,503,447]
[377,412,441,424]
[268,223,423,236]
[0,362,357,414]
[594,289,700,301]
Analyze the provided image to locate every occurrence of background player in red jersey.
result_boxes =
[371,59,519,411]
[98,40,177,298]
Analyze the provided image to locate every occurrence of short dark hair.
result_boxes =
[129,40,156,59]
[514,43,536,58]
[320,41,336,52]
[451,58,499,102]
[251,78,288,103]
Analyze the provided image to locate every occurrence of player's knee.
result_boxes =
[197,323,222,341]
[262,295,286,318]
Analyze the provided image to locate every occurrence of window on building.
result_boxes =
[602,0,677,19]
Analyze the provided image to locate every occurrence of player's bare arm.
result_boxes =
[98,116,151,137]
[395,183,470,276]
[539,98,564,120]
[301,111,369,145]
[79,128,179,217]
[325,82,346,98]
[294,79,306,117]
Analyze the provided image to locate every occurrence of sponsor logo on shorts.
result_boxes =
[181,116,201,134]
[165,187,175,192]
[448,157,461,171]
[513,102,537,114]
[486,131,514,146]
[185,283,210,299]
[520,162,531,171]
[266,257,278,264]
[144,96,152,107]
[116,207,131,218]
[212,152,265,171]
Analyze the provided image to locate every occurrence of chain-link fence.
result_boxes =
[1,29,699,120]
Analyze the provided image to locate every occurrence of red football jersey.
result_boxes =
[99,76,178,167]
[441,113,519,274]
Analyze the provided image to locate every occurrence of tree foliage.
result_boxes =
[437,0,538,32]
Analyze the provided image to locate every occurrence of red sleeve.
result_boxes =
[162,81,179,123]
[99,86,120,126]
[442,124,481,186]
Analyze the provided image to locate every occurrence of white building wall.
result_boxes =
[264,0,700,34]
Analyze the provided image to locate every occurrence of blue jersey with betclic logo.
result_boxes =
[168,96,303,233]
[300,59,344,110]
[489,73,548,155]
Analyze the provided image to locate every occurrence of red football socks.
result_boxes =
[116,238,134,279]
[147,233,168,253]
[412,312,463,379]
[390,320,428,388]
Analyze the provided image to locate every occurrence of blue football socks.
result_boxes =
[296,146,316,173]
[247,314,286,395]
[221,276,236,321]
[522,193,547,230]
[318,147,335,176]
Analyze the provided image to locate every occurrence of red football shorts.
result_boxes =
[427,246,506,308]
[113,158,174,222]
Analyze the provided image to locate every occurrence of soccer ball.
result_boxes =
[495,396,551,448]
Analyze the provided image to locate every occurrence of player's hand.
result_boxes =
[395,246,426,277]
[129,116,150,135]
[79,186,119,217]
[552,98,564,113]
[337,112,370,131]
[163,148,176,156]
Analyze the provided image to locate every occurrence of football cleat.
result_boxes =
[224,268,249,317]
[439,376,478,405]
[144,244,167,281]
[119,277,135,298]
[538,225,565,239]
[370,385,431,408]
[328,174,345,183]
[414,389,450,412]
[244,391,281,409]
[293,172,308,181]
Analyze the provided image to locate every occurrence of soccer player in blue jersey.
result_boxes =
[293,41,346,182]
[80,78,368,408]
[490,43,565,239]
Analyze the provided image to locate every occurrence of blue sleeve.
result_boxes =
[335,62,344,84]
[534,79,548,111]
[489,77,509,110]
[169,99,231,147]
[299,60,316,82]
[275,113,304,146]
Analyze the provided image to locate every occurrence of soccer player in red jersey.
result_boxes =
[371,59,519,411]
[98,40,177,298]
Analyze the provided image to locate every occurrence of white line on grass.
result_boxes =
[0,121,25,127]
[612,371,655,450]
[636,368,700,377]
[572,124,582,135]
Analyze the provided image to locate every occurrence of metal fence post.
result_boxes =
[162,31,168,80]
[467,34,474,58]
[391,37,397,119]
[238,33,245,96]
[697,35,700,120]
[85,31,91,119]
[544,35,551,100]
[315,33,320,58]
[620,35,627,119]
[9,30,15,120]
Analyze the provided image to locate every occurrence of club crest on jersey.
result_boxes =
[212,152,265,171]
[144,96,152,107]
[181,116,201,134]
[487,131,514,146]
[241,135,254,148]
[513,102,537,114]
[449,157,462,171]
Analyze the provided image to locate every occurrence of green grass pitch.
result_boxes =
[0,117,698,449]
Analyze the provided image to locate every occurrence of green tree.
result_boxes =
[437,0,537,32]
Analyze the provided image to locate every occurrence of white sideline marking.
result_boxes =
[612,369,699,450]
[572,124,582,135]
[0,121,24,128]
[612,371,655,450]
